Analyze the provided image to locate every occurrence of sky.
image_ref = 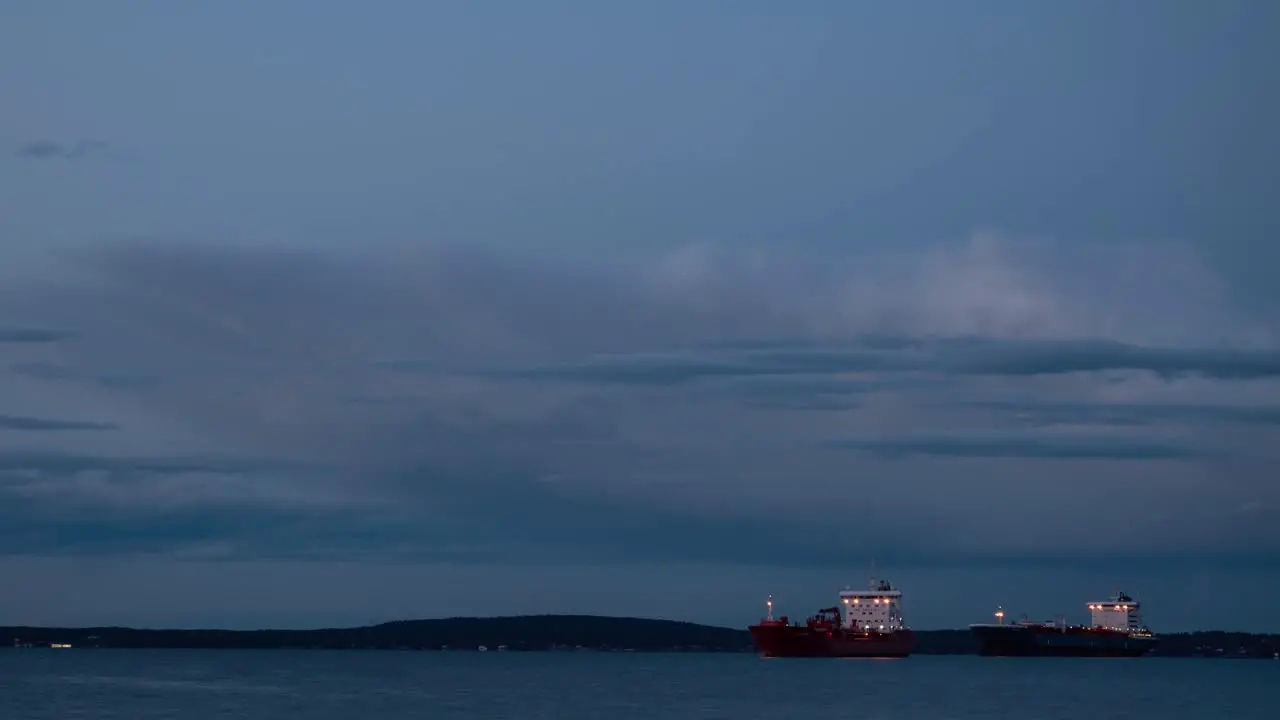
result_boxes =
[2,0,1279,632]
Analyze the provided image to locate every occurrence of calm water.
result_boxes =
[2,650,1276,719]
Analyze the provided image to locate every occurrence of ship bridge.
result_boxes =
[837,578,905,631]
[1089,591,1147,633]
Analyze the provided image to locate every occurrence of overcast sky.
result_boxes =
[2,0,1279,632]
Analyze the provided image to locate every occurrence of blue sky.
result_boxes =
[2,0,1279,631]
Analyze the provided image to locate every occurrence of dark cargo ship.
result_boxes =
[970,592,1157,657]
[749,577,915,658]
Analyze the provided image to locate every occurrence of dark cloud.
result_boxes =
[0,450,291,478]
[741,394,863,412]
[501,355,758,386]
[828,433,1206,461]
[0,238,1276,578]
[0,414,116,432]
[0,457,933,567]
[0,496,404,562]
[942,339,1280,380]
[0,490,493,564]
[9,361,163,390]
[9,362,78,381]
[504,337,1280,387]
[0,328,74,344]
[706,374,942,412]
[15,140,108,160]
[964,400,1280,427]
[491,345,925,386]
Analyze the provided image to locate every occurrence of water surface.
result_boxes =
[3,650,1276,719]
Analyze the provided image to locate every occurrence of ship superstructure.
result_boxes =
[1088,592,1147,633]
[970,591,1158,657]
[838,578,906,632]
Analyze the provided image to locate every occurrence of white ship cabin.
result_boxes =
[1088,592,1145,632]
[838,578,905,631]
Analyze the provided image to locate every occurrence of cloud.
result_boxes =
[502,337,1280,387]
[0,329,75,344]
[0,452,916,567]
[15,140,108,160]
[941,339,1280,380]
[828,432,1206,461]
[961,400,1280,427]
[1,234,1277,568]
[0,414,116,432]
[0,450,277,477]
[0,497,411,561]
[10,362,78,381]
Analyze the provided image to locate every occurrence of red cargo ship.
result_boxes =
[748,577,915,658]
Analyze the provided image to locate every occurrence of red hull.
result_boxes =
[749,622,915,658]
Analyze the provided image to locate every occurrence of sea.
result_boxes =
[2,650,1276,719]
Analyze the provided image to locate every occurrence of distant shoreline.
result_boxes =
[4,616,1278,659]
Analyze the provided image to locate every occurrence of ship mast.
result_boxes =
[766,594,774,621]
